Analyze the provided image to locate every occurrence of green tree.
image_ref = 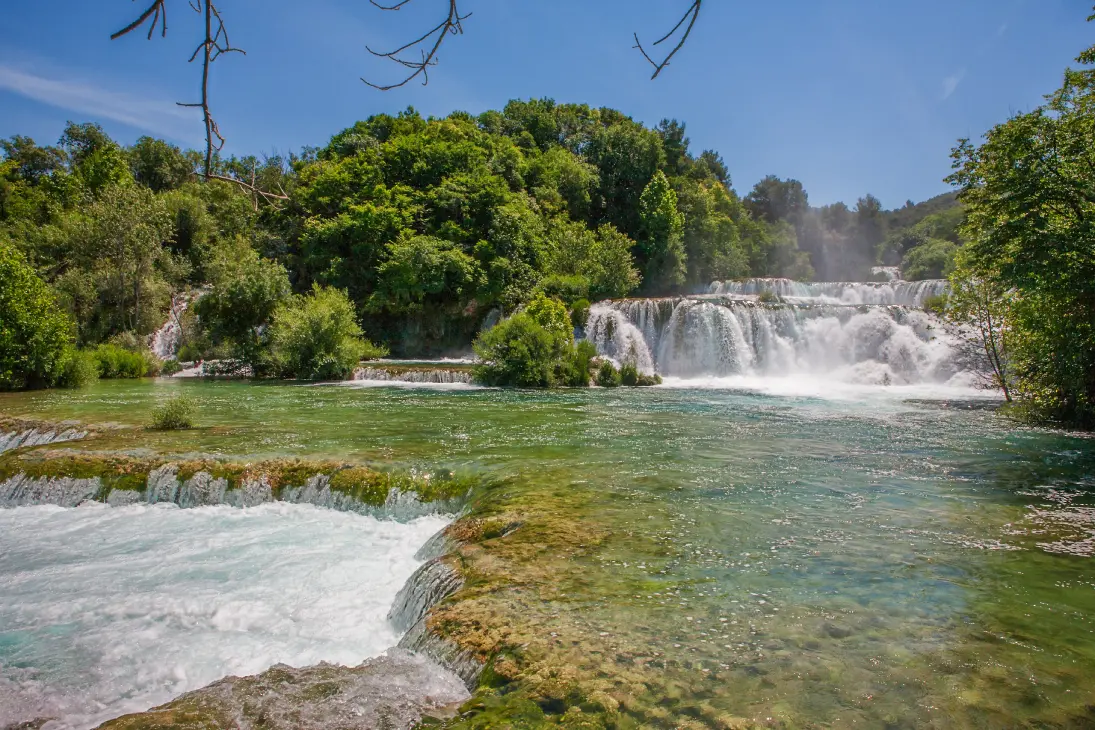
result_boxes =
[638,171,686,292]
[369,235,484,314]
[472,293,577,387]
[270,284,386,380]
[0,242,74,390]
[948,32,1095,426]
[129,137,194,192]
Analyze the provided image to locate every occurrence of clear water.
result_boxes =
[1,379,1094,726]
[0,501,449,729]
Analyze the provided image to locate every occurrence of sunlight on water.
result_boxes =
[0,503,449,730]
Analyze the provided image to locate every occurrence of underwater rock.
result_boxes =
[96,649,468,730]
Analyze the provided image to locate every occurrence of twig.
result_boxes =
[634,0,702,79]
[363,0,470,90]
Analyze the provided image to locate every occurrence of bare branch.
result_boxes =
[362,0,470,91]
[111,0,168,40]
[634,0,702,79]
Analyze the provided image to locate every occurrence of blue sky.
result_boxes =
[0,1,1091,207]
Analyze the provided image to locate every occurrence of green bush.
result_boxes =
[757,290,781,304]
[93,344,151,379]
[596,360,621,387]
[0,242,75,390]
[570,298,591,330]
[55,348,99,389]
[536,274,590,306]
[270,284,387,380]
[561,339,598,387]
[922,293,949,316]
[618,363,660,386]
[160,359,183,376]
[149,395,196,430]
[473,294,576,387]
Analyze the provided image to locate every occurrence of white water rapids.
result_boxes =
[0,503,451,730]
[584,278,975,388]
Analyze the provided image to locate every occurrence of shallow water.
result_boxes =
[0,502,449,729]
[1,379,1094,726]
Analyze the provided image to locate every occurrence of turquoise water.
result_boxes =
[1,378,1093,726]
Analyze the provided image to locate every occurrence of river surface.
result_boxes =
[1,378,1093,727]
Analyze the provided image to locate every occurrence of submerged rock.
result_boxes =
[96,649,469,730]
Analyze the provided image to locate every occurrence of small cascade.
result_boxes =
[585,296,970,384]
[707,277,948,307]
[354,367,473,385]
[387,558,464,633]
[871,266,902,282]
[0,426,87,454]
[150,290,204,360]
[0,467,463,517]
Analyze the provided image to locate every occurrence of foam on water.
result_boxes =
[0,502,450,730]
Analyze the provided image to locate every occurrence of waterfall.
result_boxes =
[150,290,204,360]
[354,367,473,384]
[0,426,87,454]
[585,296,969,385]
[0,467,464,517]
[707,278,948,307]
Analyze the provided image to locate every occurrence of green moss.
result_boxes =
[329,466,389,506]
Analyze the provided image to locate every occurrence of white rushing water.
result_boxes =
[0,503,450,730]
[585,295,974,387]
[707,277,948,306]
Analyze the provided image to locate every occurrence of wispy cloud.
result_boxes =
[941,69,967,101]
[0,65,198,140]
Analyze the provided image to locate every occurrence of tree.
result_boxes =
[744,176,808,225]
[0,242,74,390]
[194,240,292,369]
[638,171,687,292]
[270,285,386,380]
[948,30,1095,426]
[369,235,484,315]
[946,264,1013,401]
[75,184,175,338]
[129,137,194,192]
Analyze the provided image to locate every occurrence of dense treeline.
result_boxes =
[1,99,962,392]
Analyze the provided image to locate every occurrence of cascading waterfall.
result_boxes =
[354,367,473,385]
[150,290,205,360]
[707,277,948,306]
[585,291,972,386]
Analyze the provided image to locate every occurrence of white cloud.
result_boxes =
[941,70,966,101]
[0,65,198,140]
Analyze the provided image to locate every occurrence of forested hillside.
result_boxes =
[1,99,958,376]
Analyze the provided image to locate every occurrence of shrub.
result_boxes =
[160,359,183,376]
[620,362,640,386]
[149,395,196,430]
[0,242,74,390]
[56,348,99,389]
[596,360,621,387]
[922,293,949,316]
[535,274,590,305]
[561,340,598,387]
[618,363,660,386]
[472,294,575,387]
[570,298,591,330]
[757,290,781,304]
[270,284,387,380]
[93,344,151,379]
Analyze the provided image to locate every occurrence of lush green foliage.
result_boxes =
[92,344,154,379]
[55,348,100,389]
[270,285,386,380]
[948,33,1095,426]
[472,293,596,387]
[0,242,74,390]
[149,395,196,430]
[596,360,621,387]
